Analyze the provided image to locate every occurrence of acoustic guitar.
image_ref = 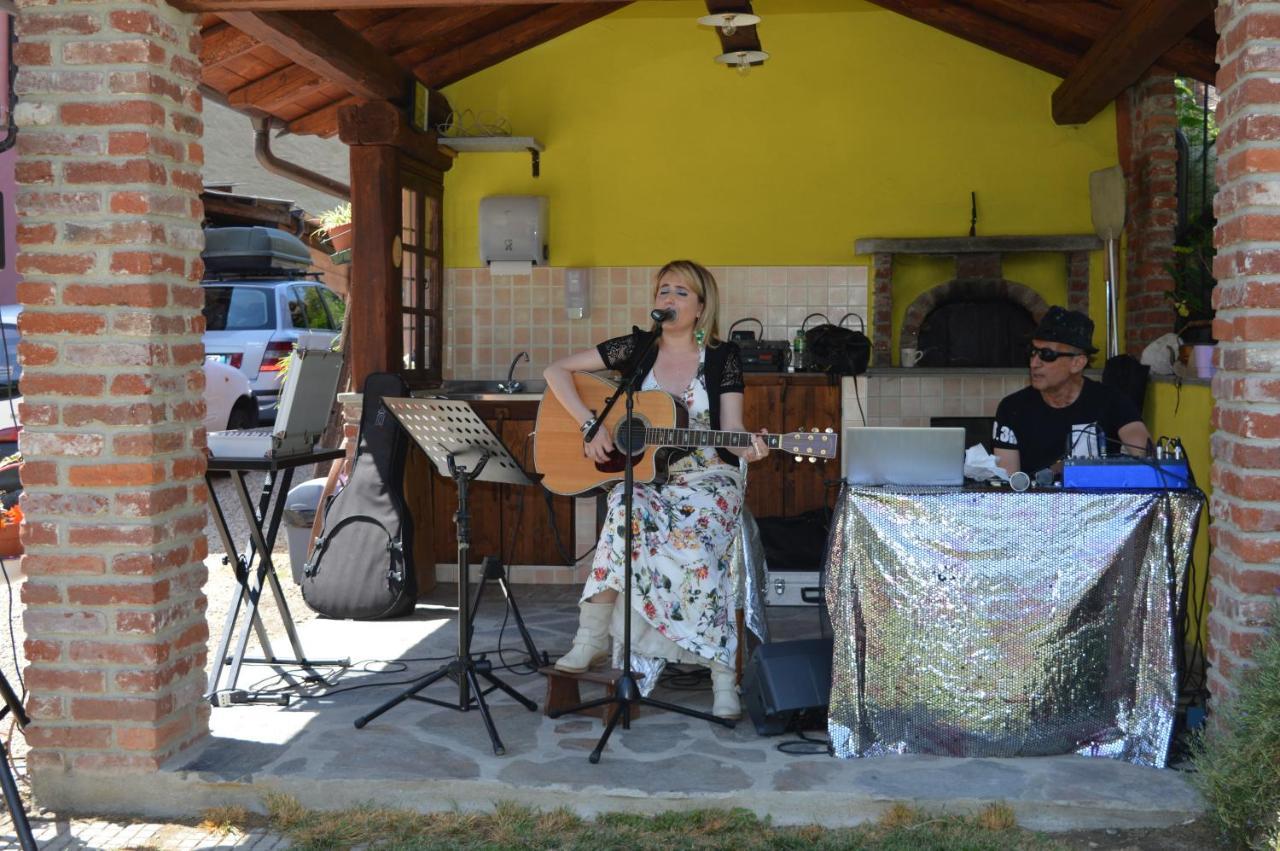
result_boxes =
[534,372,839,496]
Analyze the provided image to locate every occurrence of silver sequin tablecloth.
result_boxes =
[825,485,1201,767]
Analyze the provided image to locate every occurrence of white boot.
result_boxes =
[554,601,613,673]
[710,662,741,720]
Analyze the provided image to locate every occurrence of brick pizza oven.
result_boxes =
[856,235,1102,367]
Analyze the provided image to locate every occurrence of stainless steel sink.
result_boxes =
[420,378,547,401]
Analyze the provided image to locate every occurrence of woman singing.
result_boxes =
[543,260,769,719]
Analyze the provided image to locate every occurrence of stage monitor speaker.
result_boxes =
[741,638,833,736]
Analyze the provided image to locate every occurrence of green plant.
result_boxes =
[315,202,351,232]
[1165,211,1217,332]
[1190,603,1280,849]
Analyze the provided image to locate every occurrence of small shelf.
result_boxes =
[439,136,544,177]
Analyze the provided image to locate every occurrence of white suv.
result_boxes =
[201,228,344,423]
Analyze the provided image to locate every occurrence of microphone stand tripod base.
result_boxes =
[549,326,736,763]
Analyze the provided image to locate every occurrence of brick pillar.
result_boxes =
[1117,72,1179,353]
[1206,0,1280,704]
[871,253,893,366]
[1065,251,1091,315]
[14,1,208,800]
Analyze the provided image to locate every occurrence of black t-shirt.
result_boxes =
[991,378,1143,474]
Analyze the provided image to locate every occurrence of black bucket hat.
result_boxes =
[1031,306,1098,354]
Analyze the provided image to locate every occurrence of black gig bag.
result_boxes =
[301,372,417,619]
[805,312,871,377]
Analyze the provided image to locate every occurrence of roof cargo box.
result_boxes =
[203,226,312,274]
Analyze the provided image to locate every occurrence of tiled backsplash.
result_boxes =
[444,265,870,378]
[861,369,1030,427]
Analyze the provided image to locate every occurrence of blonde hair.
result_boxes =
[653,259,722,346]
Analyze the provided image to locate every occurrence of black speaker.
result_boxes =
[741,638,833,736]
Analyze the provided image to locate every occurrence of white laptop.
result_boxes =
[845,426,966,486]
[207,346,343,460]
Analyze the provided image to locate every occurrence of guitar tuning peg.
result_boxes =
[825,428,834,434]
[811,428,818,433]
[793,456,802,463]
[808,456,817,463]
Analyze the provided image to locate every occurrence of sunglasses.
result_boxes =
[1027,345,1084,363]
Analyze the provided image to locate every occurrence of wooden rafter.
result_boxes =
[862,0,1083,80]
[200,20,259,66]
[179,0,641,10]
[218,10,408,100]
[973,0,1216,83]
[413,3,628,88]
[1051,0,1214,124]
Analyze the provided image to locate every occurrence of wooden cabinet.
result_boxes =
[742,374,842,519]
[404,399,575,585]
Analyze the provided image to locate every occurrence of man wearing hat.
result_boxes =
[993,306,1151,478]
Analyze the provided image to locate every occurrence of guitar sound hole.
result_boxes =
[612,418,647,455]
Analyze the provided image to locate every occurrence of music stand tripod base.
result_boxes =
[352,398,539,755]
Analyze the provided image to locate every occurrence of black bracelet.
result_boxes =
[579,416,598,437]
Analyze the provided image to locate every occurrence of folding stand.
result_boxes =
[0,671,35,850]
[205,447,350,706]
[547,329,732,764]
[353,398,538,755]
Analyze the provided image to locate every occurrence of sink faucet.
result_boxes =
[498,351,529,394]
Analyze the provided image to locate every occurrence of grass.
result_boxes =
[231,795,1063,850]
[1190,604,1280,850]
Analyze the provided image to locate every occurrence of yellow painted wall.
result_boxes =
[442,1,1118,282]
[1146,378,1214,645]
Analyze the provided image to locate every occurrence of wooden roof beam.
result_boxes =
[415,3,629,89]
[1051,0,1214,124]
[862,0,1083,80]
[217,10,407,101]
[179,0,643,10]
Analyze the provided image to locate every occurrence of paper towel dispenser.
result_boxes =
[479,195,549,267]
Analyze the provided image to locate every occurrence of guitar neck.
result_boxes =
[645,428,779,450]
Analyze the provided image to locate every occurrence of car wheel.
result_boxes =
[225,398,259,431]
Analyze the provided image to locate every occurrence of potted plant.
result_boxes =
[316,202,353,254]
[1165,211,1216,345]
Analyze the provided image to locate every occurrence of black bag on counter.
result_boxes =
[805,312,871,377]
[301,372,417,620]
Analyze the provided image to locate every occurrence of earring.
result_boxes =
[695,328,706,346]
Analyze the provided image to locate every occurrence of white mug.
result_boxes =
[900,347,925,368]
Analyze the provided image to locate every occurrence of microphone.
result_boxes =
[650,308,676,323]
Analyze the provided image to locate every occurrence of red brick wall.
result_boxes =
[1117,73,1180,354]
[14,1,208,784]
[1207,0,1280,704]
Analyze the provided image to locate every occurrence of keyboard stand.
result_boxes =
[204,446,349,707]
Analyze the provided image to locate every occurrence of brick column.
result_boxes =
[1117,72,1179,353]
[14,1,207,800]
[871,253,892,366]
[1065,251,1091,315]
[1206,0,1280,704]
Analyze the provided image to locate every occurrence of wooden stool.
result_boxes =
[539,666,641,722]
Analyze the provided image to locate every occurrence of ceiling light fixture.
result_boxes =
[697,12,761,37]
[715,49,768,76]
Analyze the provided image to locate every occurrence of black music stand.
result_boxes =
[205,447,350,707]
[548,329,732,764]
[353,398,538,755]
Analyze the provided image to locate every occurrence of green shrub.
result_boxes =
[1191,605,1280,849]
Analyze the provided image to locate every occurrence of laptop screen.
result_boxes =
[844,426,966,486]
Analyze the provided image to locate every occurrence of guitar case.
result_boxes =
[301,372,417,620]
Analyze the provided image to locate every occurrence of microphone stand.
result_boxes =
[550,316,733,763]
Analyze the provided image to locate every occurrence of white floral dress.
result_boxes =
[581,349,745,670]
